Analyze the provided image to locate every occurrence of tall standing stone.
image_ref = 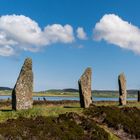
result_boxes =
[78,67,92,108]
[118,73,127,105]
[12,58,33,110]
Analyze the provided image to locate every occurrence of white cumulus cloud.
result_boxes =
[44,24,74,44]
[94,14,140,54]
[0,14,75,56]
[76,27,87,40]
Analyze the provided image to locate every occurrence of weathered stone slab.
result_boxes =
[78,67,92,108]
[118,73,127,105]
[12,58,33,110]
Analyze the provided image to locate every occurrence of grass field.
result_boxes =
[0,100,140,123]
[0,101,82,122]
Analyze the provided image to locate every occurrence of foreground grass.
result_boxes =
[0,102,83,122]
[0,100,140,123]
[99,125,120,140]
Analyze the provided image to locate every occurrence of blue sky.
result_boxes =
[0,0,140,91]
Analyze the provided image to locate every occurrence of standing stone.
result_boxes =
[138,91,140,102]
[78,67,92,108]
[118,73,127,105]
[12,58,33,110]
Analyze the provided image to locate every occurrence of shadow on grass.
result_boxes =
[0,109,13,112]
[63,106,81,109]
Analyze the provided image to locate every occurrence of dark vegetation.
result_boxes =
[0,112,109,140]
[0,100,140,139]
[0,100,80,108]
[0,100,11,107]
[84,105,140,139]
[33,100,79,105]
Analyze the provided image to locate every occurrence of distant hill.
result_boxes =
[0,87,12,91]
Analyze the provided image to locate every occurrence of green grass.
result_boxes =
[0,101,140,123]
[0,107,41,122]
[98,125,120,140]
[0,102,83,122]
[94,101,140,108]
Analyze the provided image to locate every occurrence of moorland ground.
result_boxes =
[0,100,139,139]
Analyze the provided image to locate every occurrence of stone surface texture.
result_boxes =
[12,58,33,110]
[78,67,92,108]
[118,73,127,105]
